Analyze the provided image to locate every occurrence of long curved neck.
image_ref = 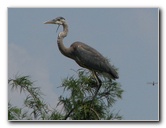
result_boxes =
[57,22,73,59]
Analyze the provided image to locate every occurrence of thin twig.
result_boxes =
[64,107,75,120]
[90,108,100,120]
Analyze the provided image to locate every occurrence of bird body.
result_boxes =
[70,42,118,79]
[45,17,119,80]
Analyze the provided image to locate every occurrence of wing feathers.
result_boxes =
[71,42,119,79]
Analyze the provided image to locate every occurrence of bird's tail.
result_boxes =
[108,66,119,80]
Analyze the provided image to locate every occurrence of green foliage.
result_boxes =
[8,103,32,120]
[8,69,123,120]
[58,69,123,120]
[8,76,49,120]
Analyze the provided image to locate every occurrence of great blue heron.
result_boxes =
[44,16,119,98]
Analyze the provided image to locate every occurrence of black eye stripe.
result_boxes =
[55,17,65,21]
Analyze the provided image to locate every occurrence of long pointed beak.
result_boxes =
[44,20,55,24]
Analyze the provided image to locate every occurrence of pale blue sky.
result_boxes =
[8,8,159,120]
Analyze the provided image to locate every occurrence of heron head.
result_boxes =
[44,17,65,25]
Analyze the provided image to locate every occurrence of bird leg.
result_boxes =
[93,71,102,87]
[91,71,102,103]
[87,71,101,119]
